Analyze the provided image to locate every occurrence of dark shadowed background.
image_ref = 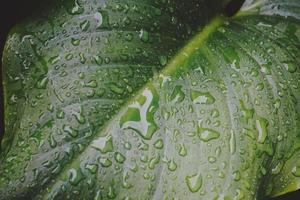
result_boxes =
[0,0,299,199]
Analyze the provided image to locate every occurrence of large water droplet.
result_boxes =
[120,86,159,140]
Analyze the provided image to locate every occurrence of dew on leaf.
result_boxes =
[92,135,114,153]
[185,173,202,193]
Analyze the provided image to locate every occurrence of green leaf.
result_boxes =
[1,0,300,199]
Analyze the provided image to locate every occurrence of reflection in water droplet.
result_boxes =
[120,86,159,140]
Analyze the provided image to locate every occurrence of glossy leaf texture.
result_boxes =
[0,0,230,199]
[1,0,300,199]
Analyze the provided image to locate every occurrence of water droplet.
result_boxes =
[85,164,98,174]
[85,80,98,88]
[93,55,103,66]
[56,110,65,119]
[185,173,202,193]
[95,10,110,29]
[256,117,269,143]
[292,166,300,177]
[36,76,49,89]
[191,91,215,105]
[230,130,236,154]
[170,85,185,103]
[48,55,61,64]
[120,86,159,140]
[224,46,240,69]
[154,139,164,149]
[159,55,168,66]
[68,168,83,186]
[71,38,80,46]
[139,29,149,43]
[208,156,216,163]
[115,152,126,163]
[198,127,220,142]
[63,125,78,138]
[271,162,283,175]
[233,170,241,181]
[79,52,86,63]
[64,0,84,15]
[148,155,160,170]
[99,158,112,168]
[108,83,125,95]
[48,134,57,148]
[73,111,86,124]
[240,100,254,123]
[80,20,90,31]
[283,62,297,73]
[234,189,245,200]
[92,135,114,153]
[168,159,177,171]
[179,144,187,157]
